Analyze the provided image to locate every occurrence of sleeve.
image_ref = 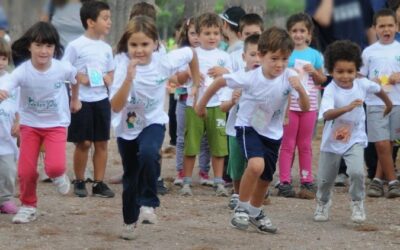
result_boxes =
[363,78,381,94]
[222,70,251,90]
[359,49,369,77]
[314,50,323,70]
[62,44,78,66]
[105,46,115,73]
[0,67,22,92]
[318,84,334,120]
[223,53,233,73]
[219,87,234,102]
[160,47,193,76]
[109,54,128,100]
[64,61,78,85]
[305,0,321,16]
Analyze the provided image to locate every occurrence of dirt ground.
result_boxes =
[1,121,400,250]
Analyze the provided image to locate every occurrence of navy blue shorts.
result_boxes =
[235,126,281,181]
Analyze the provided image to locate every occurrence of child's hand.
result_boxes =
[194,104,206,118]
[389,72,400,85]
[383,101,393,116]
[126,59,139,82]
[303,64,316,75]
[11,122,19,137]
[346,99,363,112]
[103,73,113,87]
[0,90,9,101]
[288,76,303,91]
[371,77,381,84]
[208,66,228,78]
[232,89,242,104]
[76,73,90,86]
[70,99,82,113]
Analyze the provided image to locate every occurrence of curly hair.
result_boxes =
[324,40,362,73]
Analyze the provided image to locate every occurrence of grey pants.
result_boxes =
[176,99,210,172]
[317,143,365,203]
[0,154,17,204]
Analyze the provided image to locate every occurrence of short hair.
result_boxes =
[129,2,156,21]
[0,38,11,62]
[195,12,222,34]
[286,12,314,33]
[244,34,260,52]
[373,8,397,26]
[324,40,362,73]
[239,13,264,33]
[388,0,400,12]
[258,27,294,56]
[80,1,110,30]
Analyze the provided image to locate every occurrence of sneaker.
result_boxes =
[140,206,157,224]
[215,183,229,197]
[366,179,384,197]
[351,200,366,223]
[121,223,137,240]
[387,181,400,198]
[334,173,347,187]
[277,182,296,198]
[230,207,249,230]
[52,174,70,195]
[157,178,168,195]
[92,181,115,198]
[73,180,88,198]
[298,182,316,200]
[173,170,184,186]
[199,170,213,186]
[180,184,193,196]
[314,199,332,222]
[12,206,37,224]
[228,194,239,210]
[0,201,19,214]
[249,210,278,234]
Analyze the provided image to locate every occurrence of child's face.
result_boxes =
[0,55,8,72]
[375,15,396,44]
[242,43,260,70]
[198,25,221,50]
[188,25,200,48]
[289,21,311,47]
[127,31,157,65]
[29,42,55,68]
[259,49,289,79]
[331,60,357,89]
[240,25,262,40]
[92,10,112,36]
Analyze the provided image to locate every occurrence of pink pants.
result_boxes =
[18,126,67,207]
[278,110,317,184]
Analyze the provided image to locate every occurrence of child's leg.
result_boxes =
[342,144,365,201]
[0,154,17,205]
[175,100,186,172]
[93,141,108,181]
[296,111,317,183]
[316,151,341,203]
[211,156,224,182]
[198,135,211,173]
[227,136,246,194]
[73,140,92,180]
[375,140,396,181]
[42,127,67,178]
[239,157,265,202]
[250,178,270,207]
[278,110,300,183]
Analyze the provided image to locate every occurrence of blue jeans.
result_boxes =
[117,124,165,224]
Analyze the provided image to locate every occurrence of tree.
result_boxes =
[183,0,218,18]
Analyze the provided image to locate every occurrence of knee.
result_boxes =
[347,168,364,180]
[94,141,108,152]
[375,141,391,154]
[139,146,160,162]
[247,162,264,177]
[76,141,92,151]
[46,163,65,178]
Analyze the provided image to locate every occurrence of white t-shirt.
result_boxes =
[186,47,232,107]
[0,73,19,156]
[361,41,400,105]
[319,78,381,154]
[223,67,298,139]
[110,47,193,140]
[63,35,114,102]
[230,48,245,72]
[0,59,77,128]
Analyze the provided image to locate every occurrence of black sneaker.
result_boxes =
[92,181,115,198]
[73,180,88,198]
[277,182,296,198]
[157,179,168,195]
[249,210,277,234]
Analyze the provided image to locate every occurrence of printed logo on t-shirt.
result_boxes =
[54,80,64,89]
[155,77,168,85]
[283,88,290,96]
[0,108,11,119]
[126,111,137,129]
[272,109,282,120]
[27,97,58,113]
[217,59,225,67]
[333,2,361,23]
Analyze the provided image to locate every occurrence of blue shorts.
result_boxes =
[235,126,281,182]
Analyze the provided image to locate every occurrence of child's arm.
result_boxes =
[289,76,310,112]
[11,112,20,137]
[195,76,227,117]
[303,64,327,85]
[103,71,114,87]
[323,99,363,121]
[375,89,393,116]
[188,49,201,106]
[70,83,82,113]
[220,89,241,112]
[208,66,230,78]
[389,72,400,85]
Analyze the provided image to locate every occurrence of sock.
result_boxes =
[248,204,261,218]
[389,179,399,186]
[214,177,224,185]
[373,178,383,184]
[183,177,192,185]
[237,200,250,211]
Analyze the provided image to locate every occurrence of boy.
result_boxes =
[63,1,115,198]
[195,27,309,234]
[219,6,246,53]
[180,13,232,196]
[314,40,392,223]
[360,9,400,198]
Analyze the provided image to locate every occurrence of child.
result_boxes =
[219,6,246,53]
[219,34,261,209]
[0,38,19,214]
[110,15,200,240]
[196,27,309,234]
[314,40,392,223]
[63,1,115,198]
[180,13,232,197]
[173,17,212,186]
[0,22,81,223]
[360,9,400,198]
[277,13,327,198]
[388,0,400,41]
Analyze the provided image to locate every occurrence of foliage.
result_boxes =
[267,0,305,15]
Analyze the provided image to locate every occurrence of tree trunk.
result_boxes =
[183,0,218,18]
[224,0,267,18]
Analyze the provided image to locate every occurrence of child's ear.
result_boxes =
[87,18,95,28]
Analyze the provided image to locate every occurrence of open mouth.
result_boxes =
[253,64,260,69]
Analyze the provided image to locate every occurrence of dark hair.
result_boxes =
[244,34,260,52]
[11,22,63,66]
[324,40,362,73]
[177,17,196,47]
[373,8,397,26]
[388,0,400,12]
[0,38,11,62]
[116,15,158,54]
[239,13,264,33]
[286,12,314,33]
[80,1,110,30]
[195,13,222,34]
[129,2,156,21]
[258,27,294,56]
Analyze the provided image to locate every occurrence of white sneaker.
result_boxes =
[121,223,137,240]
[199,171,213,186]
[215,183,229,197]
[351,200,366,223]
[228,194,239,210]
[231,207,249,230]
[52,174,70,195]
[249,210,278,234]
[140,206,157,224]
[180,184,193,196]
[314,199,331,222]
[12,206,37,224]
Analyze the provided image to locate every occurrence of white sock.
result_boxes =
[237,200,249,211]
[248,204,261,218]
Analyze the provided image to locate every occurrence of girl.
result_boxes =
[173,17,212,186]
[110,15,200,240]
[0,22,81,223]
[277,13,327,198]
[0,38,19,215]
